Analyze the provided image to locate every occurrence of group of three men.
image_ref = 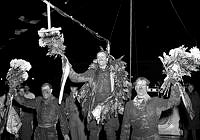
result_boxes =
[14,49,181,140]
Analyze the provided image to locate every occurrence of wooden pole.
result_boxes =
[130,0,132,82]
[47,1,51,29]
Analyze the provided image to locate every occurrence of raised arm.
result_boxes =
[69,67,94,83]
[14,95,41,109]
[154,82,181,114]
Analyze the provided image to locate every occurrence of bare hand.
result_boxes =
[64,134,70,140]
[18,88,25,96]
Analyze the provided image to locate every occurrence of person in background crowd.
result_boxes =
[64,86,87,140]
[18,86,35,140]
[179,83,200,140]
[0,94,6,140]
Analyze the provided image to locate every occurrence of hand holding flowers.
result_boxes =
[159,45,200,119]
[6,59,31,96]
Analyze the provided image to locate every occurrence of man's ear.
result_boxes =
[135,86,137,91]
[50,89,53,93]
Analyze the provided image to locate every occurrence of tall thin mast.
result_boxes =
[130,0,133,82]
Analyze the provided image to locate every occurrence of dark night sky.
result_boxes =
[0,0,200,95]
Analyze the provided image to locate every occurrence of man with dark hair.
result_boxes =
[120,77,181,140]
[14,83,70,140]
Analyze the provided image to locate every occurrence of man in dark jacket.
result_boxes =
[15,83,70,140]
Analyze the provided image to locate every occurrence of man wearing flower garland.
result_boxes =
[120,77,181,140]
[67,49,131,140]
[14,83,70,140]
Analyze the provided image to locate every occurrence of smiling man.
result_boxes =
[67,49,130,140]
[120,77,181,140]
[14,83,70,140]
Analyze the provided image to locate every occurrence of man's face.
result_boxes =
[135,80,148,96]
[97,52,108,67]
[70,87,78,98]
[188,84,194,93]
[41,85,52,99]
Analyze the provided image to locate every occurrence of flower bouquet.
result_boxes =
[158,45,200,119]
[38,27,66,58]
[6,59,32,96]
[6,59,31,136]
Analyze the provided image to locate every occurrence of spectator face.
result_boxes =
[41,85,52,99]
[188,84,194,93]
[70,87,78,98]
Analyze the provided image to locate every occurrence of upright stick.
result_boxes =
[47,1,51,29]
[129,0,133,82]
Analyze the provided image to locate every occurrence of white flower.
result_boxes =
[38,28,46,37]
[10,59,31,71]
[60,34,64,42]
[171,64,179,72]
[190,47,200,59]
[19,60,31,71]
[52,30,60,35]
[22,72,28,81]
[169,45,186,58]
[10,59,18,69]
[92,59,97,63]
[39,39,46,47]
[162,52,171,64]
[185,52,192,57]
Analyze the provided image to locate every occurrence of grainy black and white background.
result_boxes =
[0,0,200,95]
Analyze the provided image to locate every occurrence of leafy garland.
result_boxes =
[38,27,66,58]
[77,56,131,124]
[6,59,32,96]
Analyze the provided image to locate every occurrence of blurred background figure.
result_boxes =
[64,86,86,140]
[0,94,6,140]
[179,82,200,140]
[18,86,35,140]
